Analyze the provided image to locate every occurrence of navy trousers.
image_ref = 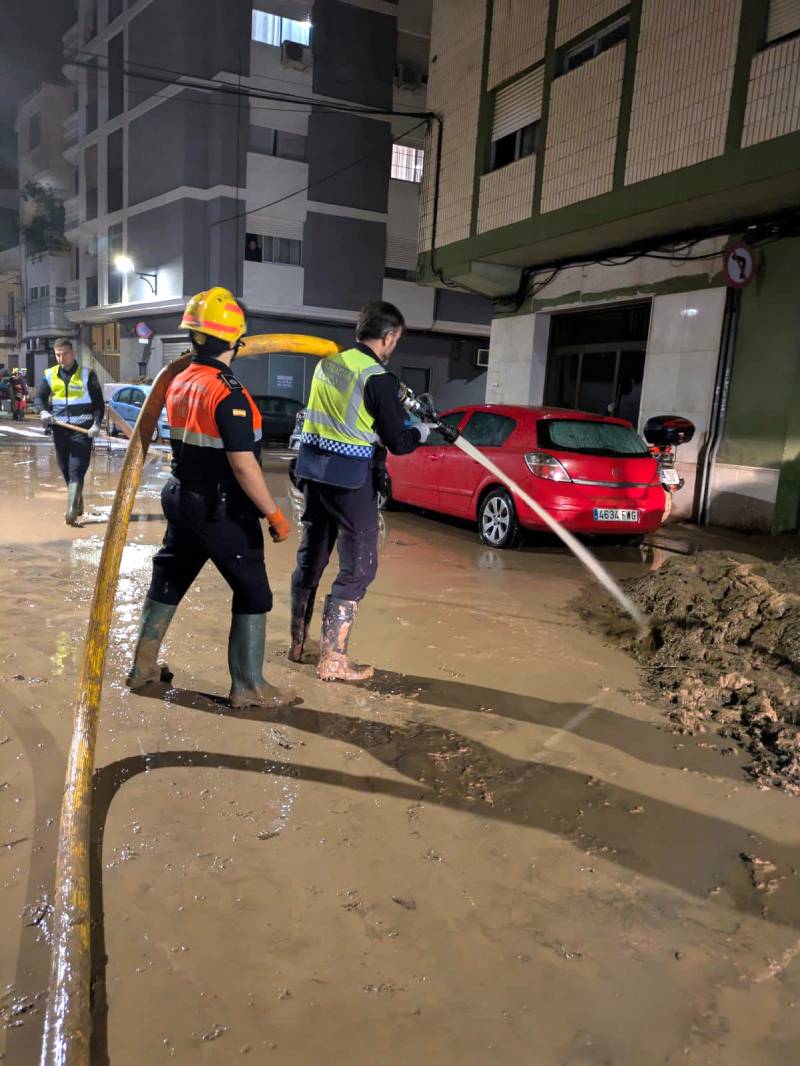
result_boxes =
[52,425,92,486]
[291,477,379,602]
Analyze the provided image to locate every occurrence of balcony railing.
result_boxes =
[0,315,15,337]
[64,195,80,230]
[64,280,80,313]
[63,111,81,149]
[26,298,72,331]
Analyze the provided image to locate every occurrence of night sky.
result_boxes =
[0,0,75,187]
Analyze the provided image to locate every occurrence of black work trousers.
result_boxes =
[292,477,379,603]
[52,425,93,485]
[148,480,272,614]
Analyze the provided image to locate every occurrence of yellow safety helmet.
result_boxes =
[180,286,247,344]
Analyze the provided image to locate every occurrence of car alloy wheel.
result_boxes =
[478,487,521,549]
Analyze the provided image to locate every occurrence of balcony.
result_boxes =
[0,315,15,338]
[63,111,81,150]
[64,280,80,313]
[64,195,81,231]
[26,297,72,333]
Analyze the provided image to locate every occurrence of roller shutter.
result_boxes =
[767,0,800,42]
[492,65,545,141]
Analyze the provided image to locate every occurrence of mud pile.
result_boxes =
[617,552,800,793]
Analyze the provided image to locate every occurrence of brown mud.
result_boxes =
[2,439,800,1064]
[604,553,800,795]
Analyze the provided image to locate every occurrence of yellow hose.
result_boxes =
[40,334,342,1065]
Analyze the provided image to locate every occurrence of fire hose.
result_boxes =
[40,334,341,1066]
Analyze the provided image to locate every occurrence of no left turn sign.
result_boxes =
[723,243,756,288]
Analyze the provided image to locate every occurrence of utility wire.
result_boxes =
[66,48,433,120]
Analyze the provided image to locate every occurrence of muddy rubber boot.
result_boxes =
[65,481,82,526]
[75,479,85,517]
[228,613,296,709]
[317,597,374,682]
[288,585,317,663]
[126,598,176,690]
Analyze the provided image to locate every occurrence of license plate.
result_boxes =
[661,468,680,485]
[593,508,639,522]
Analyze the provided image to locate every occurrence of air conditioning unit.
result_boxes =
[476,347,490,368]
[394,62,422,91]
[281,40,311,71]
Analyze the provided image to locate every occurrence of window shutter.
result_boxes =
[161,339,190,364]
[767,0,800,42]
[386,235,418,271]
[251,218,303,241]
[492,66,545,142]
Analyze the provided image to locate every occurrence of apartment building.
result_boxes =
[16,83,77,383]
[60,0,491,406]
[419,0,800,532]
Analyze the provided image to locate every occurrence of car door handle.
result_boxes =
[426,454,441,461]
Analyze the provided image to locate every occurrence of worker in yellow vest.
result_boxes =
[38,338,105,524]
[289,301,429,681]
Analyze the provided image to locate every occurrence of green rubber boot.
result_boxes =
[65,481,82,526]
[228,613,296,709]
[288,585,317,663]
[76,479,84,517]
[126,598,176,690]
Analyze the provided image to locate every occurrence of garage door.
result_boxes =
[160,339,190,364]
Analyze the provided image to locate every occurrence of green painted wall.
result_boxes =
[717,237,800,531]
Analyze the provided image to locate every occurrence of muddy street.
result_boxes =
[2,435,800,1065]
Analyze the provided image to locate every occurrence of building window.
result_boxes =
[489,121,539,171]
[85,144,98,221]
[107,128,123,213]
[391,144,424,183]
[108,32,124,119]
[40,285,49,299]
[488,66,544,173]
[86,275,98,306]
[108,0,124,23]
[245,232,302,266]
[107,223,123,303]
[29,286,38,301]
[56,286,67,301]
[86,58,98,133]
[252,11,311,46]
[248,125,307,161]
[559,18,629,76]
[766,0,800,43]
[29,113,41,150]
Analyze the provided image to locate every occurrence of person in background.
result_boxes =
[38,339,105,525]
[9,368,29,420]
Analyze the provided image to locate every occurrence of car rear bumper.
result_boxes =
[515,488,668,534]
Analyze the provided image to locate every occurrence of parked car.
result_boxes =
[106,384,170,441]
[385,404,668,548]
[252,395,304,445]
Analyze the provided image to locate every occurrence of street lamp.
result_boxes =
[114,254,158,295]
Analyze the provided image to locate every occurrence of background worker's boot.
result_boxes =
[228,613,296,709]
[65,481,82,525]
[288,585,317,663]
[317,597,373,682]
[126,598,176,689]
[75,479,85,516]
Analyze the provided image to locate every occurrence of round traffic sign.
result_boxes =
[723,243,755,288]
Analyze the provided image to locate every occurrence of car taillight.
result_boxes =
[523,451,572,482]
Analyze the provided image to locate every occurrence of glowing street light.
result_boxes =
[114,254,158,295]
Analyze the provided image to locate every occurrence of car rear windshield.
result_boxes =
[537,419,649,457]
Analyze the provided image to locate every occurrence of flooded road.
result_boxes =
[2,431,800,1065]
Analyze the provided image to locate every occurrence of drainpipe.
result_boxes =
[697,287,741,525]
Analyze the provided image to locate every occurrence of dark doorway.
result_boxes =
[544,302,650,422]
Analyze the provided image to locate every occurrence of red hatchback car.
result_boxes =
[385,404,669,548]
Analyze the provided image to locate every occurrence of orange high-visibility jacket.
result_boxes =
[167,362,262,450]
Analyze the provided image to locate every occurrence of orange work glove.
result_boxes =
[266,508,292,543]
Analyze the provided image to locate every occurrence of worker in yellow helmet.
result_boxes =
[127,286,295,709]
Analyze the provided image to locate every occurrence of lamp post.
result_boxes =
[114,255,158,295]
